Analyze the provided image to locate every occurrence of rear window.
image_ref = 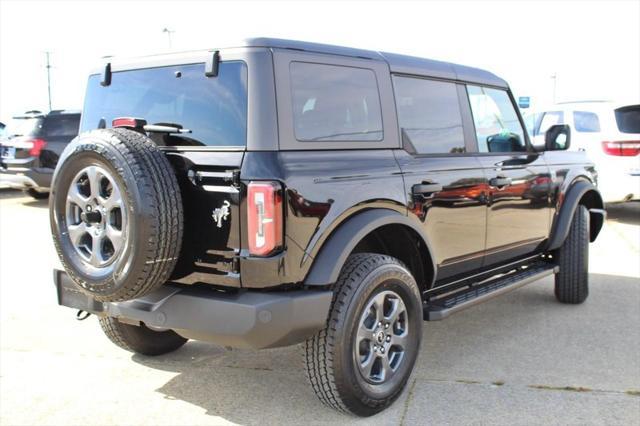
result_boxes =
[615,105,640,134]
[3,117,42,138]
[81,62,248,147]
[42,114,80,137]
[573,111,601,133]
[290,62,383,142]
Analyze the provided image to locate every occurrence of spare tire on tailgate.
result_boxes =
[50,128,183,302]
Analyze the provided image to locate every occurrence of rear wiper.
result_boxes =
[143,123,192,134]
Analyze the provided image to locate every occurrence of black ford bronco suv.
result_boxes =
[51,38,605,416]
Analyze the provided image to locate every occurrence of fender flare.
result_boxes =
[547,180,605,251]
[304,209,436,286]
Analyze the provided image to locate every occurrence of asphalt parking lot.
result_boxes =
[0,188,638,425]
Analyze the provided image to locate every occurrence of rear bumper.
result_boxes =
[597,166,640,203]
[54,270,332,349]
[0,166,52,191]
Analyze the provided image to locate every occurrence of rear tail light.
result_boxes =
[602,140,640,156]
[28,138,47,157]
[247,181,283,256]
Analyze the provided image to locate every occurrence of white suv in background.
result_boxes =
[526,101,640,203]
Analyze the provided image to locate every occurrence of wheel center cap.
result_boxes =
[83,209,103,224]
[376,330,385,344]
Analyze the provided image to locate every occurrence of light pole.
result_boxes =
[45,51,52,111]
[162,28,175,49]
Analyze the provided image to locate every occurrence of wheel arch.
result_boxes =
[303,209,436,292]
[547,179,605,251]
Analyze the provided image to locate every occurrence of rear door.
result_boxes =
[393,76,488,281]
[80,58,250,287]
[465,85,552,267]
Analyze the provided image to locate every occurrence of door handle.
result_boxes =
[489,176,512,188]
[412,182,443,195]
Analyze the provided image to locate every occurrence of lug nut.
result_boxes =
[373,345,378,351]
[378,322,382,327]
[386,336,391,342]
[380,347,385,354]
[385,323,389,329]
[86,205,92,212]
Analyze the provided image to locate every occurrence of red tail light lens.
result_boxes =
[602,140,640,156]
[28,138,47,157]
[247,181,283,256]
[112,117,147,129]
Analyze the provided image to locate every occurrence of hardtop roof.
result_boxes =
[96,37,509,89]
[244,38,508,88]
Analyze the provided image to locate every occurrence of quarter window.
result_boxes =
[573,111,601,133]
[393,76,465,154]
[290,62,383,142]
[467,86,526,153]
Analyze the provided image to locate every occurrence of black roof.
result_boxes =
[243,38,508,88]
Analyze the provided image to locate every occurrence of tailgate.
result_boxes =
[166,150,245,287]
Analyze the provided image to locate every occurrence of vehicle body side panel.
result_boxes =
[239,150,406,288]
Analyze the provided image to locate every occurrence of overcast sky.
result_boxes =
[0,0,638,120]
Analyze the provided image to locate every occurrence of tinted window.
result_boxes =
[42,115,80,137]
[573,111,601,133]
[467,86,526,153]
[81,62,248,147]
[536,111,564,136]
[2,117,42,138]
[393,76,465,154]
[615,105,640,133]
[290,62,383,142]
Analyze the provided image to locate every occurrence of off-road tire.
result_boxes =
[25,188,49,199]
[50,128,183,302]
[303,253,422,417]
[555,204,589,303]
[99,317,187,356]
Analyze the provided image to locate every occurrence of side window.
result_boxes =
[393,76,465,154]
[290,62,383,142]
[536,111,564,136]
[42,115,81,137]
[573,111,601,132]
[467,85,526,153]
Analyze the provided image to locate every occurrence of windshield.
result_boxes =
[81,61,248,147]
[2,117,43,138]
[615,105,640,134]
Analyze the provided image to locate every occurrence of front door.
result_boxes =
[465,85,552,267]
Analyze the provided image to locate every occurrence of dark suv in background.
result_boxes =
[0,110,80,198]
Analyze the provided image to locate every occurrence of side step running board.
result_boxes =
[425,263,558,321]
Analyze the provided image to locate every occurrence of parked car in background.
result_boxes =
[525,101,640,203]
[0,110,81,198]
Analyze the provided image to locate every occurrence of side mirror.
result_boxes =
[545,124,571,151]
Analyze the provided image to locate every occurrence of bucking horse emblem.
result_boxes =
[212,200,231,228]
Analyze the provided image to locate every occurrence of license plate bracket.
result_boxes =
[1,146,16,159]
[54,270,104,313]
